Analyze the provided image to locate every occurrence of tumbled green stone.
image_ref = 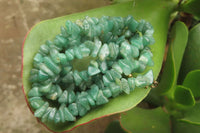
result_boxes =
[100,32,112,43]
[74,46,83,59]
[28,87,42,97]
[127,18,138,33]
[54,35,68,47]
[88,66,100,76]
[60,65,72,76]
[29,74,38,83]
[38,70,49,82]
[91,38,102,57]
[56,85,63,97]
[48,108,57,122]
[139,52,153,66]
[50,49,60,64]
[99,60,107,73]
[120,41,132,58]
[58,107,65,123]
[46,85,58,100]
[90,60,98,68]
[96,90,109,105]
[68,91,76,104]
[84,40,95,51]
[34,102,49,118]
[80,44,90,57]
[68,103,78,116]
[54,110,61,123]
[124,30,132,38]
[58,53,67,65]
[60,26,68,37]
[137,19,145,32]
[43,56,61,74]
[39,83,52,94]
[121,78,130,94]
[65,20,80,35]
[103,75,112,87]
[109,83,121,97]
[112,63,123,74]
[62,71,74,83]
[98,44,110,61]
[77,102,87,117]
[41,107,52,123]
[39,44,49,55]
[136,61,146,73]
[67,84,75,91]
[79,70,89,81]
[63,107,76,121]
[52,75,60,83]
[116,35,125,45]
[105,70,114,81]
[73,70,82,86]
[102,87,112,98]
[79,82,87,91]
[108,42,119,59]
[88,84,99,101]
[65,49,74,61]
[135,70,153,87]
[86,94,95,106]
[29,97,44,109]
[34,53,43,63]
[58,90,68,104]
[77,95,90,111]
[118,59,132,75]
[128,77,135,91]
[130,35,144,50]
[95,79,104,89]
[129,60,140,72]
[47,41,62,51]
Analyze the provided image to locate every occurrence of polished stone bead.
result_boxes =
[127,18,138,33]
[34,53,43,64]
[100,32,112,43]
[86,94,95,106]
[28,87,42,97]
[121,78,130,94]
[88,84,99,101]
[38,70,49,82]
[88,66,100,76]
[96,90,109,105]
[54,110,61,123]
[124,30,132,38]
[79,82,87,91]
[41,107,52,123]
[98,44,109,61]
[68,91,76,104]
[65,49,74,61]
[29,74,38,83]
[118,59,132,75]
[95,79,104,89]
[39,83,52,94]
[58,53,67,65]
[136,61,146,73]
[78,93,90,111]
[54,35,68,47]
[91,38,102,57]
[105,70,114,81]
[60,26,69,37]
[112,63,123,74]
[131,45,139,58]
[109,83,121,97]
[73,70,82,86]
[84,40,95,51]
[137,20,145,32]
[46,85,58,100]
[128,77,135,91]
[43,56,61,74]
[116,35,125,45]
[74,46,83,59]
[135,70,153,87]
[129,60,140,72]
[102,87,112,98]
[79,70,89,81]
[108,42,119,59]
[139,52,154,66]
[50,49,60,64]
[120,41,132,58]
[58,107,65,123]
[29,97,44,109]
[90,60,98,68]
[80,44,90,57]
[39,44,49,55]
[63,107,76,121]
[130,35,144,50]
[62,71,74,83]
[103,75,112,87]
[47,41,62,51]
[48,108,57,122]
[110,69,122,80]
[34,102,49,118]
[68,103,78,116]
[77,102,87,117]
[39,63,55,77]
[65,20,81,35]
[99,60,107,74]
[61,66,72,76]
[58,90,68,104]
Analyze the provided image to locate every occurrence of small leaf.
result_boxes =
[179,0,200,19]
[155,21,188,98]
[105,120,127,133]
[179,23,200,83]
[120,107,170,133]
[174,85,195,107]
[183,70,200,98]
[180,102,200,125]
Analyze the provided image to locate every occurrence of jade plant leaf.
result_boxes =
[174,85,195,107]
[179,102,200,125]
[183,70,200,98]
[105,120,127,133]
[155,21,188,98]
[179,23,200,83]
[22,0,176,132]
[179,0,200,19]
[120,107,170,133]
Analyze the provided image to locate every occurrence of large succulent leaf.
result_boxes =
[105,120,127,133]
[22,0,176,132]
[120,107,170,133]
[155,21,188,98]
[179,23,200,83]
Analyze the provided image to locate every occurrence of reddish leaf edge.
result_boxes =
[21,22,151,133]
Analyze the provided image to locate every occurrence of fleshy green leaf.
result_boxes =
[105,120,127,133]
[174,85,195,107]
[183,70,200,98]
[155,21,188,98]
[120,107,170,133]
[179,23,200,83]
[22,0,176,132]
[179,0,200,19]
[180,102,200,125]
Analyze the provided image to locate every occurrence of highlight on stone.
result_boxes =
[28,15,155,124]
